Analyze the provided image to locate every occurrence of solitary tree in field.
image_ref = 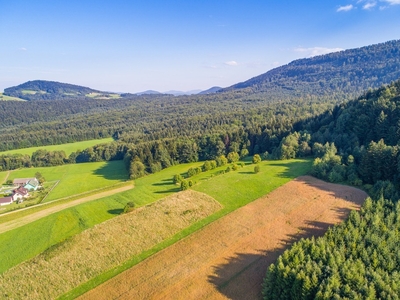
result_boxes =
[254,165,260,173]
[252,154,262,164]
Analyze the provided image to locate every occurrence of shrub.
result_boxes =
[254,165,260,173]
[123,202,135,213]
[252,154,262,164]
[181,180,189,191]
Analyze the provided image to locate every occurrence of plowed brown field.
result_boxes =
[80,176,368,300]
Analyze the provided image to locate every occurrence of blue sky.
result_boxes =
[1,0,400,93]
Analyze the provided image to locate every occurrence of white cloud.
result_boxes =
[294,47,344,57]
[363,2,377,9]
[337,4,354,11]
[224,61,238,66]
[382,0,400,4]
[19,47,27,51]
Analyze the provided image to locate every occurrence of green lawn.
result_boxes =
[0,159,311,277]
[6,160,128,202]
[0,138,113,157]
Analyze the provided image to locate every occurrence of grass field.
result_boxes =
[6,160,128,202]
[0,93,25,101]
[0,190,221,299]
[0,138,113,156]
[0,158,312,295]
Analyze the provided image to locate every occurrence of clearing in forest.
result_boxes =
[0,190,221,299]
[80,176,368,300]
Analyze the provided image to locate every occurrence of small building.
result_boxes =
[13,178,39,191]
[12,186,29,201]
[0,196,13,206]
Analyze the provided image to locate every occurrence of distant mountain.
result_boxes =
[221,39,400,100]
[164,90,202,96]
[3,80,120,101]
[135,90,162,95]
[198,86,222,95]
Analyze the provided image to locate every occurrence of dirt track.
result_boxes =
[80,176,368,300]
[0,184,134,234]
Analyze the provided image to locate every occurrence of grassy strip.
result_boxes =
[0,181,132,225]
[60,159,312,299]
[0,138,113,156]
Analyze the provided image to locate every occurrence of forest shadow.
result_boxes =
[107,208,124,215]
[92,161,129,181]
[154,187,180,194]
[152,181,172,186]
[297,176,368,207]
[208,218,341,300]
[270,159,312,179]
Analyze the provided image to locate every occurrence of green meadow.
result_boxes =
[6,160,128,202]
[0,158,311,276]
[0,93,25,101]
[0,138,113,157]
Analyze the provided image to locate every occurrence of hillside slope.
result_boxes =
[3,80,119,101]
[223,39,400,100]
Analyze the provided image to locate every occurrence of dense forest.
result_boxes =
[1,40,400,153]
[262,80,400,298]
[225,40,400,100]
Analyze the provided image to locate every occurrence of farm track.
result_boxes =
[80,176,368,300]
[0,184,134,234]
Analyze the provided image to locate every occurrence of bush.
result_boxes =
[252,154,262,164]
[123,202,135,213]
[254,165,260,173]
[181,180,189,191]
[173,174,183,184]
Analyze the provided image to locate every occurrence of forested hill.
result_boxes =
[3,80,120,101]
[223,39,400,100]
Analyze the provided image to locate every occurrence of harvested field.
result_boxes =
[80,176,368,300]
[0,190,221,299]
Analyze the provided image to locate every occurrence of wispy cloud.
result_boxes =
[382,0,400,4]
[337,4,354,11]
[19,47,27,51]
[224,61,238,66]
[294,47,344,57]
[363,2,377,9]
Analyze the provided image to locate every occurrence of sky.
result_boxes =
[1,0,400,93]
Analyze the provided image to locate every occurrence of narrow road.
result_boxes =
[0,184,134,234]
[1,171,11,185]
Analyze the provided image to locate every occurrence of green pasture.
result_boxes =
[0,93,25,101]
[0,138,113,157]
[6,160,128,202]
[0,158,311,278]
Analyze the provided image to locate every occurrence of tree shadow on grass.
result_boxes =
[208,218,344,300]
[154,187,181,194]
[238,171,255,175]
[152,181,173,186]
[107,208,124,215]
[269,159,313,179]
[92,161,129,181]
